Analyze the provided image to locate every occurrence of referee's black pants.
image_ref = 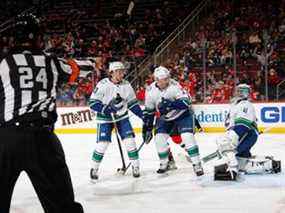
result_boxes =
[0,126,84,213]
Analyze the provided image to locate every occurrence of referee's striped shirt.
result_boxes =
[0,47,77,124]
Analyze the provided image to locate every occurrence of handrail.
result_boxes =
[154,0,209,56]
[130,55,153,87]
[154,0,212,64]
[276,79,285,100]
[131,0,212,87]
[155,6,204,57]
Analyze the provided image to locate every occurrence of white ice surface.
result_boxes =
[10,133,285,213]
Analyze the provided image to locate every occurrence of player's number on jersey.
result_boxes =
[19,67,47,89]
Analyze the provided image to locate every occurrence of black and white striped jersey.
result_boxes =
[73,59,94,77]
[0,47,73,124]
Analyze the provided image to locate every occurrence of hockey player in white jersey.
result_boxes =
[88,61,144,180]
[215,83,281,181]
[143,66,204,176]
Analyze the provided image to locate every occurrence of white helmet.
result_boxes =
[153,66,170,80]
[109,61,125,72]
[236,83,251,99]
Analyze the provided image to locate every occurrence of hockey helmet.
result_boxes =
[109,61,125,72]
[153,66,170,80]
[13,13,40,44]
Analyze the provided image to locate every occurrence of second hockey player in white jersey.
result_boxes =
[215,84,281,180]
[143,66,204,176]
[88,61,144,180]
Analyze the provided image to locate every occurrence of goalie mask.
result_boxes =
[236,84,251,100]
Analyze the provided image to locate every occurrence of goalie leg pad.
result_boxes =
[217,130,239,169]
[214,163,237,181]
[238,156,281,174]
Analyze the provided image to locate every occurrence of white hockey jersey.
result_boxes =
[145,79,191,121]
[89,78,138,121]
[225,98,257,130]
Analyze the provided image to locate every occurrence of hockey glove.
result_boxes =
[142,113,154,144]
[158,98,173,115]
[103,94,124,115]
[102,105,117,115]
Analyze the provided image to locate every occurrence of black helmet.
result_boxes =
[13,13,40,44]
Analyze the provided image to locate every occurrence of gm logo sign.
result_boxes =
[261,107,285,123]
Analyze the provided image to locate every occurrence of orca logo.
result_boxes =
[261,107,285,123]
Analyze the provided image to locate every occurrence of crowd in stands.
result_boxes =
[137,0,285,103]
[0,0,196,106]
[1,0,285,106]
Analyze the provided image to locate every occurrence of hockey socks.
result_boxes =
[155,134,170,173]
[182,133,201,163]
[181,133,204,176]
[91,142,109,180]
[124,138,140,177]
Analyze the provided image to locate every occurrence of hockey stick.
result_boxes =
[201,126,276,164]
[111,113,127,173]
[118,139,147,175]
[117,115,156,174]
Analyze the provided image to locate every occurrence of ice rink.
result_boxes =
[10,133,285,213]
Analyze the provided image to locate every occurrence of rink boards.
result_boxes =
[54,103,285,134]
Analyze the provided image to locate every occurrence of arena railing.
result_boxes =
[277,79,285,101]
[153,0,212,65]
[129,55,152,88]
[130,0,212,88]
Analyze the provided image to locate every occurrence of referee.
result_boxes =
[0,14,84,212]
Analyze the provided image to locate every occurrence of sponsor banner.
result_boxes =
[55,107,142,134]
[193,103,285,129]
[55,103,285,134]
